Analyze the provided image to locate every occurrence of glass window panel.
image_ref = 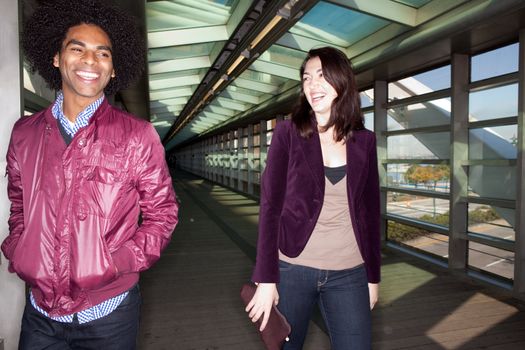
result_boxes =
[388,192,449,226]
[469,125,517,160]
[360,89,374,108]
[364,112,374,131]
[471,43,519,82]
[387,164,450,192]
[267,131,273,145]
[293,2,389,46]
[387,98,451,131]
[469,84,518,121]
[468,204,514,241]
[389,65,450,99]
[468,242,513,280]
[387,132,450,159]
[387,221,449,259]
[468,165,516,200]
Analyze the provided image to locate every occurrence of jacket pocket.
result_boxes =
[69,225,117,290]
[78,164,127,218]
[9,228,53,288]
[77,140,129,218]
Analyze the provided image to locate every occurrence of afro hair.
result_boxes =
[22,0,145,95]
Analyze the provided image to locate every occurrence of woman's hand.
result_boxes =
[245,283,279,331]
[368,283,379,310]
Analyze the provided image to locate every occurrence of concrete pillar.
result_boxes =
[247,124,254,195]
[449,53,469,270]
[237,127,243,191]
[0,1,26,349]
[374,81,388,242]
[260,119,268,176]
[229,130,235,188]
[515,29,525,293]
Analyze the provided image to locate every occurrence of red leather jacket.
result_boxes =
[1,99,178,316]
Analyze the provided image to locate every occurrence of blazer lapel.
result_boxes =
[299,131,325,192]
[346,134,367,201]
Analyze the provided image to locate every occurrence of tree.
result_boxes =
[404,164,450,190]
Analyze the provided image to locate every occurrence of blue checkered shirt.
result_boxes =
[51,91,104,136]
[29,92,128,324]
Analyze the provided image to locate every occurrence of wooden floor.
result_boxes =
[138,170,525,349]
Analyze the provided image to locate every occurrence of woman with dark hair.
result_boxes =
[246,46,380,349]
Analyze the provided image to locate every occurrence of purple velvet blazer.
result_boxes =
[251,120,381,284]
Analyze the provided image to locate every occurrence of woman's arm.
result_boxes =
[363,133,381,283]
[247,121,291,330]
[251,121,291,283]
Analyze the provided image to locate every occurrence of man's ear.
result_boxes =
[53,53,60,68]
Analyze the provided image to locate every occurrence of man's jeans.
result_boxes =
[19,285,141,350]
[277,261,371,350]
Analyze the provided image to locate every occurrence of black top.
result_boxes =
[324,164,346,185]
[57,119,73,145]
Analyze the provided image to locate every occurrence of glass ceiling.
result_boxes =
[145,0,473,150]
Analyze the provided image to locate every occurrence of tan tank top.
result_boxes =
[279,174,364,270]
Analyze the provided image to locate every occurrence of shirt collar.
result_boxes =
[51,91,105,137]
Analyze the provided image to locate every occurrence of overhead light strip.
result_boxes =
[167,10,287,141]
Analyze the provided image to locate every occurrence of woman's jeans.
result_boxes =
[277,261,371,350]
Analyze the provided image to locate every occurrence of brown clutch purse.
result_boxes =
[240,282,291,350]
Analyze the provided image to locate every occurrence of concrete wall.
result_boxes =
[0,1,26,349]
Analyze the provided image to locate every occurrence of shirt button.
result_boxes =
[77,213,87,221]
[78,139,86,148]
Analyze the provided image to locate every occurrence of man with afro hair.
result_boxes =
[1,0,179,348]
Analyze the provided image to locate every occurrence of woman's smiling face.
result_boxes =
[302,56,338,121]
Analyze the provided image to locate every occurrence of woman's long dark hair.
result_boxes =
[292,47,364,141]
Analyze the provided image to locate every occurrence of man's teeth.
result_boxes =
[77,72,99,79]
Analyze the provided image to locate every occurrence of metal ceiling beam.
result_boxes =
[149,56,211,75]
[150,73,203,90]
[214,97,250,112]
[150,87,193,101]
[233,76,280,94]
[162,0,321,145]
[150,97,188,109]
[221,89,261,105]
[351,0,525,72]
[250,60,300,80]
[151,105,184,114]
[148,25,229,48]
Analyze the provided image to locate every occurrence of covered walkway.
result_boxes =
[138,170,525,349]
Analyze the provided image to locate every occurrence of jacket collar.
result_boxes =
[44,97,110,128]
